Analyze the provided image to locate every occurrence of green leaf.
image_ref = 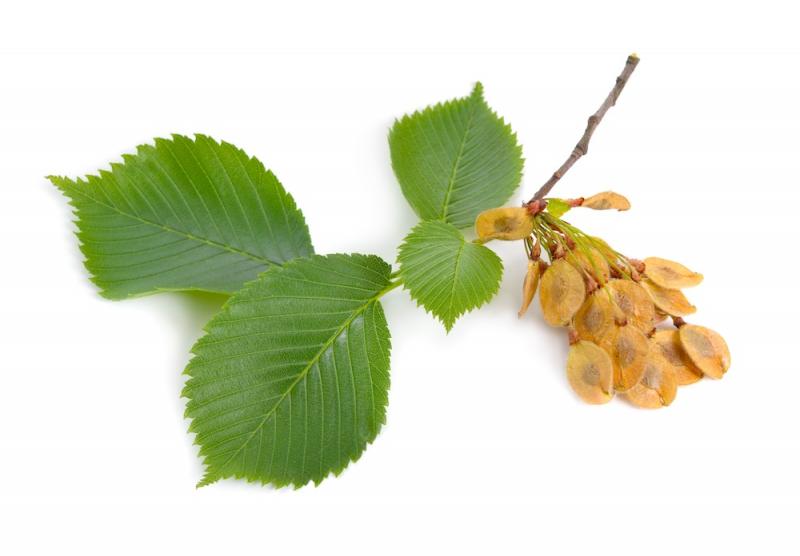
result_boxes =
[389,83,524,229]
[546,198,571,218]
[49,134,313,299]
[397,221,503,332]
[183,254,394,488]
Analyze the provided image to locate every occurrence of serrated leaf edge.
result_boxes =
[48,133,313,299]
[397,221,503,333]
[388,83,526,228]
[182,253,395,489]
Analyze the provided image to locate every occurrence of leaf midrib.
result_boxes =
[66,185,279,266]
[440,97,479,221]
[444,239,466,328]
[208,279,398,479]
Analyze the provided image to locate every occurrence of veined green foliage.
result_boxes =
[397,221,503,332]
[389,84,524,229]
[50,134,313,299]
[183,254,394,488]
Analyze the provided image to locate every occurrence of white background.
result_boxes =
[2,1,799,554]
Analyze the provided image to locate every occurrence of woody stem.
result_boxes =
[527,54,640,203]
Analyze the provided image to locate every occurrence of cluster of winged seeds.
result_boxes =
[476,192,730,409]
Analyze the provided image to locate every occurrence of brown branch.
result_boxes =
[527,54,640,204]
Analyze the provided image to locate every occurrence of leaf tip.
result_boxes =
[47,175,70,191]
[196,472,219,488]
[470,81,485,100]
